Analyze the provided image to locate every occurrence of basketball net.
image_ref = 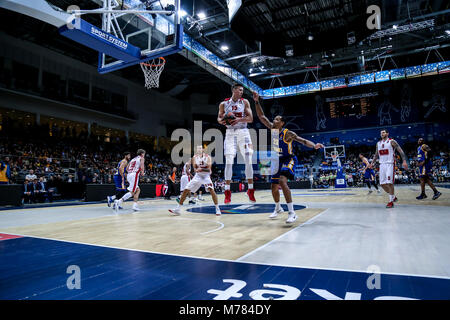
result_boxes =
[331,151,341,168]
[140,57,166,89]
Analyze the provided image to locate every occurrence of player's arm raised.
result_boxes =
[391,140,408,170]
[286,131,324,149]
[217,102,227,125]
[252,91,273,129]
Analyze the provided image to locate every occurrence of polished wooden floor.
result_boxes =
[2,185,448,261]
[1,185,449,300]
[1,192,326,260]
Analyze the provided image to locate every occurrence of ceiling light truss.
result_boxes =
[367,19,435,40]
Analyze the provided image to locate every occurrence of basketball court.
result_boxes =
[1,186,449,300]
[0,0,450,302]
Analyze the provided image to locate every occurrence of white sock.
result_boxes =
[248,184,254,190]
[225,185,230,191]
[215,204,220,210]
[389,195,394,202]
[176,203,181,208]
[133,201,138,207]
[287,202,294,212]
[121,192,132,202]
[110,195,116,200]
[275,202,280,210]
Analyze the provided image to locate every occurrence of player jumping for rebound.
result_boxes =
[107,151,131,209]
[114,149,145,212]
[217,83,255,204]
[372,129,408,208]
[253,91,324,223]
[169,145,221,216]
[359,153,380,194]
[416,138,441,200]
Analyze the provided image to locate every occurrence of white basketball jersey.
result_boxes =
[223,97,247,129]
[182,162,191,176]
[194,153,211,176]
[127,156,142,173]
[377,139,395,164]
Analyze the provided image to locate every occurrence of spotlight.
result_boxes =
[251,57,258,63]
[220,45,229,51]
[197,12,206,19]
[308,34,314,41]
[393,25,398,29]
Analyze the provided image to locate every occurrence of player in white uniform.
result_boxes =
[217,83,255,204]
[177,160,195,204]
[114,149,146,212]
[169,146,221,216]
[372,130,408,208]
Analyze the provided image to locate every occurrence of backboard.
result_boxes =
[55,0,183,74]
[324,145,346,160]
[1,0,183,74]
[96,0,183,74]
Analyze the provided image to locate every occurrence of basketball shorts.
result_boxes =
[126,172,140,193]
[271,155,297,184]
[419,161,432,178]
[113,174,127,191]
[185,173,214,193]
[180,175,190,191]
[224,128,253,158]
[379,163,395,185]
[364,169,375,181]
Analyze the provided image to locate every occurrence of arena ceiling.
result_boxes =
[1,0,449,99]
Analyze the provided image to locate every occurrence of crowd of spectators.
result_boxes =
[313,142,450,188]
[1,114,449,203]
[0,118,183,202]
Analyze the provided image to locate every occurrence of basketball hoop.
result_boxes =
[330,150,342,168]
[140,57,166,89]
[330,151,338,162]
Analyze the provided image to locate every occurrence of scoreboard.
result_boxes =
[328,93,377,118]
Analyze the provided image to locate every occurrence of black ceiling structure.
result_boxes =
[1,0,449,99]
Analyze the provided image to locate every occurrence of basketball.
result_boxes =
[223,112,236,125]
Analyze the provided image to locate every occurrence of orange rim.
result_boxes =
[141,57,166,67]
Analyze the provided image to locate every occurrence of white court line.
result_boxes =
[149,216,224,235]
[236,207,330,261]
[3,229,450,280]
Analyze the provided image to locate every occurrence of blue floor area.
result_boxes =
[1,235,449,300]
